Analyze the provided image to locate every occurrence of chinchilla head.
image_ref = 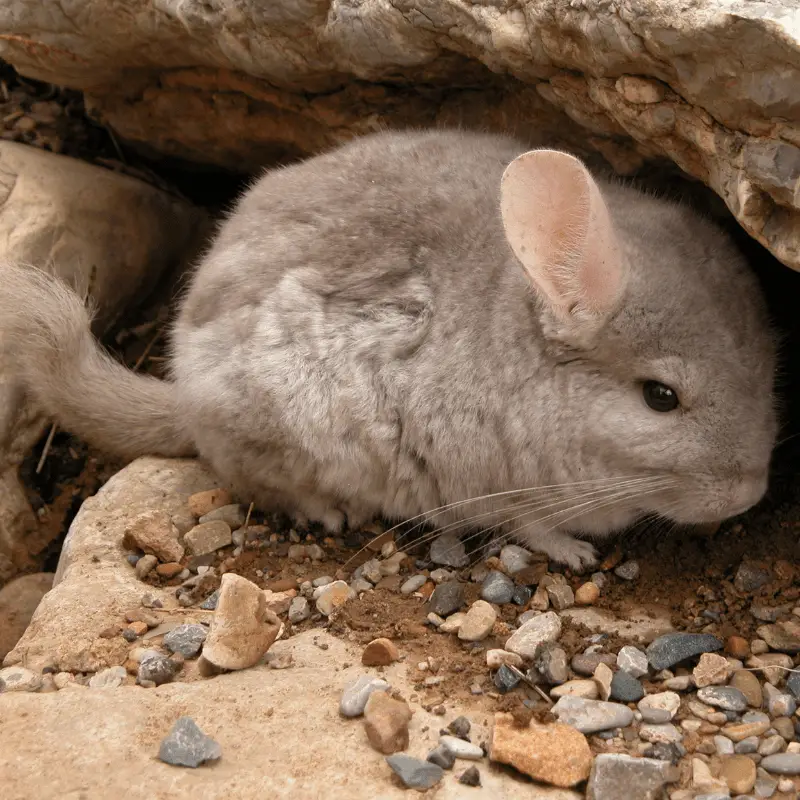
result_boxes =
[500,149,777,529]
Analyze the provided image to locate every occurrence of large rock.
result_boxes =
[1,2,799,271]
[0,142,204,577]
[0,572,53,660]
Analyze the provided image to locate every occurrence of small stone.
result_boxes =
[123,511,184,563]
[363,691,412,754]
[135,554,158,579]
[400,575,427,595]
[427,612,444,627]
[481,571,515,604]
[551,680,599,700]
[615,75,667,104]
[287,544,307,564]
[551,696,634,733]
[693,652,730,687]
[546,584,575,611]
[127,621,149,637]
[490,712,592,787]
[184,521,232,556]
[511,585,532,606]
[726,635,750,659]
[734,561,772,593]
[350,578,373,595]
[587,754,679,800]
[447,716,471,739]
[312,575,334,588]
[714,735,735,756]
[458,765,481,786]
[439,612,466,634]
[137,651,178,686]
[163,624,207,658]
[758,620,800,654]
[572,652,616,677]
[593,662,613,701]
[458,600,497,642]
[486,649,524,669]
[760,753,800,775]
[722,711,771,742]
[751,639,769,654]
[638,692,681,723]
[614,560,639,581]
[498,545,533,574]
[760,735,786,756]
[662,675,693,691]
[610,669,644,702]
[202,574,281,670]
[778,777,795,793]
[575,582,600,605]
[505,611,561,659]
[288,596,311,624]
[157,716,221,768]
[767,692,796,718]
[772,716,795,740]
[188,488,233,517]
[494,664,521,693]
[747,652,793,684]
[735,735,760,754]
[429,568,454,584]
[646,633,723,671]
[428,582,465,618]
[429,532,468,568]
[340,675,390,717]
[88,666,127,689]
[786,670,800,701]
[200,589,219,610]
[386,754,443,790]
[617,645,648,678]
[696,686,748,712]
[692,757,729,793]
[198,504,245,528]
[536,642,569,685]
[262,589,296,615]
[155,562,184,579]
[639,723,682,744]
[362,638,400,666]
[730,669,763,708]
[439,735,483,760]
[380,552,408,576]
[426,745,456,770]
[528,585,549,611]
[315,581,356,616]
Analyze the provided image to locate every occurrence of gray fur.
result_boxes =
[0,130,777,568]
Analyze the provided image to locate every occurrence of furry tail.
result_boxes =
[0,261,195,460]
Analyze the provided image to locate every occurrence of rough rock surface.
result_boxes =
[1,2,799,273]
[0,572,53,659]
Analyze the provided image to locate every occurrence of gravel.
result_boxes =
[429,532,468,568]
[439,735,483,760]
[552,696,635,734]
[609,669,644,702]
[696,686,748,712]
[157,716,222,768]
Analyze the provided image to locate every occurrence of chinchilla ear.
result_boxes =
[500,149,627,330]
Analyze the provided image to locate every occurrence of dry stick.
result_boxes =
[243,502,255,532]
[35,423,57,475]
[133,330,162,372]
[505,664,553,705]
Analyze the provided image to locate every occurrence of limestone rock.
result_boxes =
[0,572,53,660]
[201,574,281,670]
[122,510,184,563]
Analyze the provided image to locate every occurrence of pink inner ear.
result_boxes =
[500,149,624,316]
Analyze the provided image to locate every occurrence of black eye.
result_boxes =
[642,380,679,412]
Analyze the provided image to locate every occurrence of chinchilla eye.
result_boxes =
[643,380,679,412]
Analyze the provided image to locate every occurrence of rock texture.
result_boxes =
[0,572,52,659]
[0,142,203,577]
[1,2,799,272]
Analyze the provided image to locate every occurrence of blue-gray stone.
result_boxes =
[199,589,220,610]
[426,745,455,770]
[494,664,520,693]
[786,670,800,701]
[386,754,444,789]
[552,696,635,733]
[163,624,207,658]
[428,582,465,618]
[760,753,800,775]
[696,686,748,712]
[645,633,723,670]
[480,571,515,604]
[512,585,532,606]
[610,669,644,703]
[158,717,221,768]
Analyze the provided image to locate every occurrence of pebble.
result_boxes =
[767,692,796,718]
[340,675,390,717]
[551,696,634,733]
[312,575,334,588]
[188,488,233,517]
[638,692,681,723]
[610,669,644,702]
[646,633,723,671]
[759,735,786,756]
[428,582,465,618]
[288,596,311,623]
[696,686,748,712]
[88,666,127,689]
[362,638,400,666]
[400,575,427,595]
[722,711,771,742]
[315,581,356,616]
[587,754,679,800]
[726,635,750,659]
[184,520,232,556]
[747,652,793,684]
[429,532,468,568]
[480,571,515,604]
[135,554,158,579]
[575,582,600,605]
[719,754,757,794]
[572,652,616,676]
[157,716,222,768]
[498,545,532,574]
[202,574,281,670]
[662,675,693,691]
[0,667,44,693]
[550,680,599,700]
[380,552,408,576]
[427,613,444,627]
[735,736,760,754]
[199,589,219,610]
[511,585,532,606]
[458,765,481,787]
[617,645,648,678]
[363,691,412,754]
[614,560,640,581]
[639,723,682,744]
[693,652,730,687]
[714,735,735,756]
[546,584,575,611]
[772,716,795,740]
[447,716,471,738]
[198,503,245,529]
[439,612,466,634]
[692,757,729,794]
[458,600,497,642]
[486,649,524,670]
[262,589,296,615]
[505,611,562,659]
[490,713,592,787]
[163,624,207,658]
[350,578,373,595]
[386,754,443,790]
[730,669,763,708]
[138,651,178,686]
[536,643,569,684]
[427,745,456,770]
[494,664,521,693]
[760,753,800,775]
[429,568,455,584]
[439,735,483,760]
[156,562,184,578]
[122,510,184,563]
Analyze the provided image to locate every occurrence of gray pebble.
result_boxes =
[158,716,222,768]
[458,765,481,787]
[198,503,245,528]
[617,645,648,678]
[429,532,468,568]
[138,651,178,686]
[430,568,455,584]
[767,693,796,718]
[427,745,455,770]
[400,575,428,595]
[759,735,786,756]
[610,669,644,703]
[760,753,800,775]
[135,554,158,579]
[591,571,608,591]
[696,686,748,712]
[480,571,515,604]
[199,589,220,610]
[511,585,532,606]
[386,754,444,790]
[644,742,682,765]
[339,675,389,717]
[645,633,723,671]
[361,559,383,585]
[536,642,569,685]
[714,735,734,755]
[499,544,533,574]
[312,575,333,588]
[735,736,760,754]
[163,624,207,658]
[447,715,471,739]
[614,560,640,581]
[288,596,311,623]
[350,578,373,595]
[126,553,140,567]
[552,696,634,733]
[571,652,616,677]
[428,581,465,618]
[785,670,800,701]
[546,584,575,611]
[494,664,520,693]
[587,753,678,800]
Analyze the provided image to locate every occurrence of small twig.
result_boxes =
[133,330,162,372]
[35,423,57,475]
[506,664,553,705]
[243,501,255,531]
[105,124,127,165]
